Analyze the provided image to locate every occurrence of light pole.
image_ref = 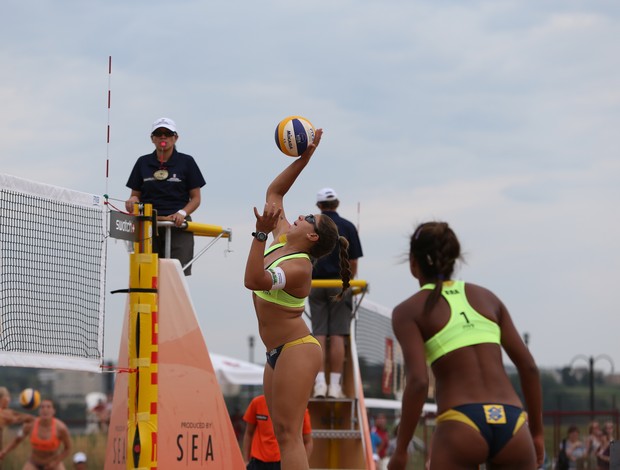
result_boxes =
[248,335,255,364]
[247,335,256,400]
[570,354,615,419]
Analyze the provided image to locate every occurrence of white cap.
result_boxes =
[316,187,338,203]
[151,117,177,134]
[73,452,87,463]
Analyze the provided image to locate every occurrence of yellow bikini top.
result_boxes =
[423,280,501,364]
[253,243,310,308]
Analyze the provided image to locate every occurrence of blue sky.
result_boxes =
[2,1,619,371]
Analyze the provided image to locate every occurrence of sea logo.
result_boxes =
[176,421,215,464]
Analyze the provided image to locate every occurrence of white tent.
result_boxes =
[209,353,263,394]
[364,398,437,416]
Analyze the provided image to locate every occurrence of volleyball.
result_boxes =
[274,116,315,157]
[19,388,41,410]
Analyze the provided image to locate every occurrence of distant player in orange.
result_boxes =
[0,398,72,469]
[242,394,312,470]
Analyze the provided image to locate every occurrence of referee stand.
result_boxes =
[105,203,243,469]
[306,279,376,470]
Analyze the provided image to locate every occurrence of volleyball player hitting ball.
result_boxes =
[388,222,544,470]
[244,128,352,469]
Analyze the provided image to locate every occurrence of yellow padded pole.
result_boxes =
[127,204,159,470]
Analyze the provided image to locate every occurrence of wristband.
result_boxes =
[177,209,187,217]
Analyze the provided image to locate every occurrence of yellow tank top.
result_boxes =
[253,243,310,308]
[423,280,501,364]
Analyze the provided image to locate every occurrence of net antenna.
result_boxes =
[0,175,107,372]
[105,56,112,198]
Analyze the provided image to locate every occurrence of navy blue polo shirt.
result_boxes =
[312,211,363,279]
[126,149,206,216]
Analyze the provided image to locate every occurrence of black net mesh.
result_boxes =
[355,300,405,400]
[0,187,105,366]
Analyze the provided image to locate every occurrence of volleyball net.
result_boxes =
[354,298,405,401]
[0,174,106,372]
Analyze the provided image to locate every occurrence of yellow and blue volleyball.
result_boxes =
[274,116,315,157]
[19,388,41,410]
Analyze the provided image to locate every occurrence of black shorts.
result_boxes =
[309,287,353,336]
[247,458,281,470]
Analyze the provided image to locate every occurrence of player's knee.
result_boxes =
[272,421,300,447]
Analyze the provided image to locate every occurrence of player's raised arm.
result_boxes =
[266,128,323,242]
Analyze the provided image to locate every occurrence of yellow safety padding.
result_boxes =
[134,304,153,314]
[128,204,159,470]
[185,221,231,238]
[311,279,368,289]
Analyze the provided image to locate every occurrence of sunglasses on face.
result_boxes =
[152,131,176,138]
[305,214,318,232]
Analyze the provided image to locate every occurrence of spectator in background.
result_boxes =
[372,413,389,469]
[603,421,615,441]
[564,425,586,469]
[125,117,206,275]
[0,398,72,469]
[92,398,108,434]
[586,421,603,469]
[370,427,382,466]
[596,428,611,470]
[73,451,87,469]
[242,394,312,469]
[310,187,363,399]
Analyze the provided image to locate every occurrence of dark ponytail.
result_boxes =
[410,222,461,314]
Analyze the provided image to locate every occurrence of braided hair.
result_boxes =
[308,216,352,301]
[333,236,351,301]
[410,222,462,314]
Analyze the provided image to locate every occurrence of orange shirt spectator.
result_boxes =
[242,395,312,469]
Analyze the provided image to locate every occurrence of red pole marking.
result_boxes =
[106,159,109,179]
[152,311,158,343]
[150,432,158,462]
